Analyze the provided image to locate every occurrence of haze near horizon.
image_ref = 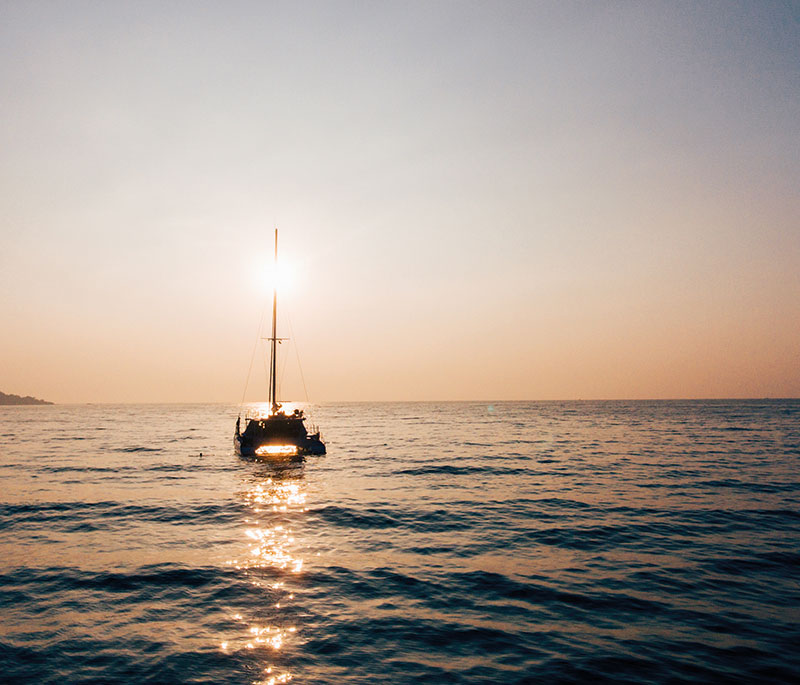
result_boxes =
[1,1,798,403]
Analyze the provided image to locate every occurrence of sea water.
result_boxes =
[0,401,798,683]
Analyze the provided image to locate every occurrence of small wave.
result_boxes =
[395,464,534,477]
[0,564,239,597]
[0,501,244,527]
[115,446,162,453]
[705,552,800,576]
[395,464,486,476]
[39,465,137,473]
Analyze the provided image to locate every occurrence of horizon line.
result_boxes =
[6,397,799,406]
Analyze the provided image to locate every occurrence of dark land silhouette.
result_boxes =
[0,391,53,405]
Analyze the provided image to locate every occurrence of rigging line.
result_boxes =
[239,298,269,414]
[286,306,310,404]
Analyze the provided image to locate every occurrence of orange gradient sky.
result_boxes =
[1,2,798,403]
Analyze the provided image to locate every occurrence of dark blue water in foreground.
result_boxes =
[1,401,799,684]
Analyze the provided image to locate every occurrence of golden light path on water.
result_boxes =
[222,466,310,685]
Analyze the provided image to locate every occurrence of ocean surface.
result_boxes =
[1,401,798,684]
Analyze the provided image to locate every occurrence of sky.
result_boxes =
[1,1,798,403]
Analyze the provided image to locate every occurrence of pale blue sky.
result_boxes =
[1,1,798,401]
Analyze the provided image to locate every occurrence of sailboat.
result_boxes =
[234,229,326,459]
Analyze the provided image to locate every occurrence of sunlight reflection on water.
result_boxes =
[222,465,308,684]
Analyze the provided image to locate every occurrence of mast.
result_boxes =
[268,228,278,413]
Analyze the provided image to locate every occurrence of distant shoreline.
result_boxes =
[0,391,53,406]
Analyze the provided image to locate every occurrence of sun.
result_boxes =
[259,259,296,296]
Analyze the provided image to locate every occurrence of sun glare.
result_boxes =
[255,445,300,457]
[258,260,295,296]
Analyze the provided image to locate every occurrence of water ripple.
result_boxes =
[0,400,798,683]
